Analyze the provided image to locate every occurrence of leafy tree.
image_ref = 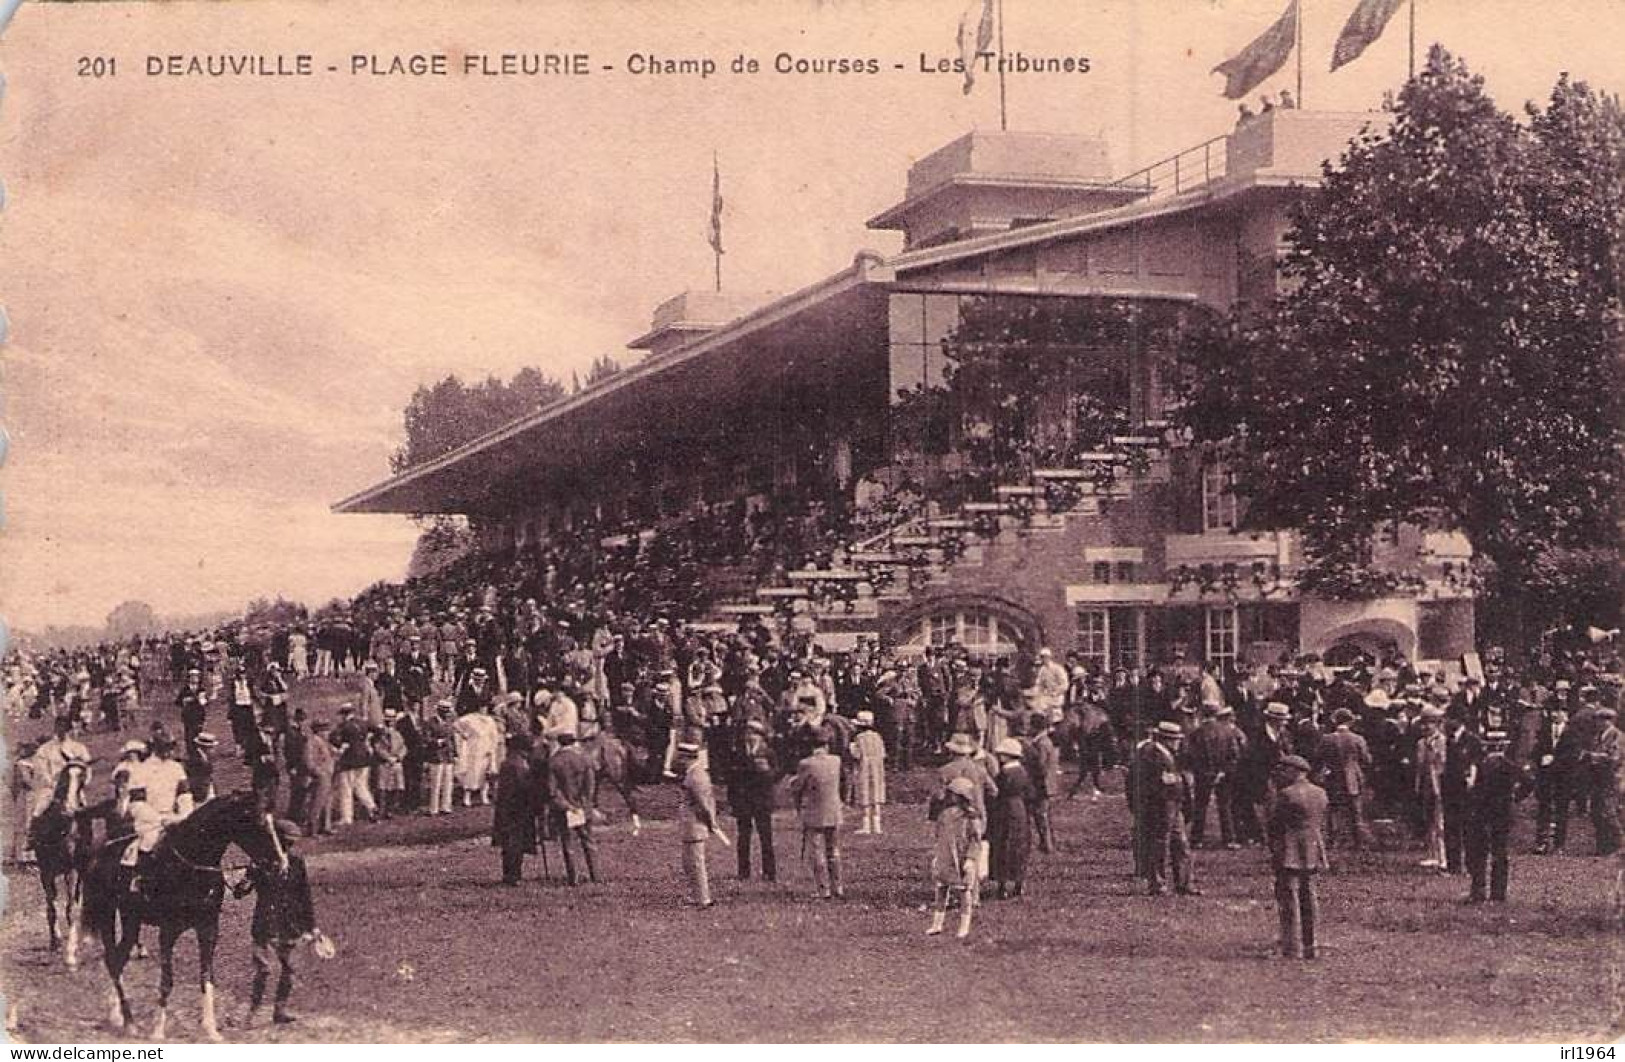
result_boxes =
[892,296,1190,498]
[391,368,567,473]
[405,515,474,579]
[104,600,158,640]
[1179,49,1623,632]
[244,596,306,627]
[584,354,625,388]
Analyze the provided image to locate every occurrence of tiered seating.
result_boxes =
[711,426,1176,635]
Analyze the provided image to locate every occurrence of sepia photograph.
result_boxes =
[0,0,1620,1046]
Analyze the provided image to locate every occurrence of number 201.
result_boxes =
[76,56,115,77]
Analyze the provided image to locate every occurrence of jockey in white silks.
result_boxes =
[119,744,194,867]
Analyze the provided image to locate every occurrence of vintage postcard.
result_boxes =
[0,0,1620,1048]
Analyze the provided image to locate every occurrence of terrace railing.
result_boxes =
[1105,134,1229,206]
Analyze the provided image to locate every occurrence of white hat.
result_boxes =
[994,738,1024,758]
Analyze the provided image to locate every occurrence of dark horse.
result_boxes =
[30,761,94,969]
[82,790,284,1040]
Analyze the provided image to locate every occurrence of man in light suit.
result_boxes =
[1316,708,1373,849]
[788,734,845,900]
[547,730,599,886]
[1268,754,1328,959]
[675,742,725,908]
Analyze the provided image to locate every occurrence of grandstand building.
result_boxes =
[335,108,1477,672]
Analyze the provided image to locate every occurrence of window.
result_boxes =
[963,611,992,647]
[1114,561,1137,584]
[1205,606,1238,668]
[907,610,1022,658]
[1109,607,1143,671]
[1093,561,1112,584]
[1202,463,1238,532]
[1076,609,1109,668]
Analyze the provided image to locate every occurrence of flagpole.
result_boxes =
[712,149,722,293]
[1295,0,1304,106]
[996,0,1009,131]
[1408,0,1416,78]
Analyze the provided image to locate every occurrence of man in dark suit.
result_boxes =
[1317,708,1373,849]
[492,735,537,885]
[1241,702,1295,846]
[727,720,778,882]
[1187,704,1247,849]
[399,639,433,714]
[1530,697,1571,854]
[1268,755,1328,959]
[1133,721,1198,896]
[917,648,949,754]
[1465,729,1524,902]
[1441,717,1484,873]
[788,734,845,899]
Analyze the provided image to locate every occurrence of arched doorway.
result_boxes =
[886,593,1043,661]
[1313,618,1418,665]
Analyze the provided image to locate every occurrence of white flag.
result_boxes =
[957,0,996,95]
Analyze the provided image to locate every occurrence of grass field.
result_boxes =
[2,677,1621,1043]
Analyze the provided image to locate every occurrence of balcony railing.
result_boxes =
[1105,135,1229,205]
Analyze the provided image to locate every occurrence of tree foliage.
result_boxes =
[584,354,625,389]
[893,296,1190,496]
[1179,49,1623,612]
[392,367,567,473]
[405,515,475,579]
[104,600,158,640]
[244,596,307,627]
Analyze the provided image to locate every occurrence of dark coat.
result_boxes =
[987,762,1032,883]
[1132,738,1185,828]
[1442,728,1484,803]
[491,752,537,853]
[1467,751,1523,829]
[242,854,317,945]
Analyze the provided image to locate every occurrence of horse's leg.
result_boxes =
[64,871,81,970]
[620,775,642,836]
[150,923,179,1040]
[196,918,222,1042]
[41,872,60,951]
[100,907,136,1031]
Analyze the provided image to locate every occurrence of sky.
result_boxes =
[0,0,1620,631]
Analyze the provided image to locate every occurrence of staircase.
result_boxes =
[711,424,1176,646]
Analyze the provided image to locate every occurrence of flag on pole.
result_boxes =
[1331,0,1407,70]
[707,151,724,257]
[1212,0,1299,100]
[957,0,996,95]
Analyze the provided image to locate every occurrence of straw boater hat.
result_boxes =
[120,739,147,757]
[1155,721,1185,739]
[192,732,219,749]
[994,738,1024,759]
[855,710,875,728]
[1264,702,1292,721]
